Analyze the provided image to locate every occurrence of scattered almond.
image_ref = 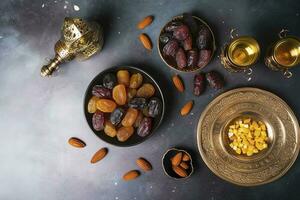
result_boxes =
[136,158,152,171]
[172,75,184,92]
[172,165,188,178]
[137,15,153,29]
[180,100,194,116]
[180,162,189,170]
[123,170,140,181]
[171,152,182,166]
[68,137,86,148]
[182,153,190,161]
[139,33,152,50]
[90,147,108,164]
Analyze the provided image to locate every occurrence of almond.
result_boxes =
[137,15,153,29]
[180,161,189,170]
[136,157,152,171]
[180,100,193,116]
[139,33,152,50]
[123,170,140,181]
[171,152,182,166]
[172,75,184,92]
[90,147,108,164]
[172,165,188,178]
[182,153,190,161]
[68,137,86,148]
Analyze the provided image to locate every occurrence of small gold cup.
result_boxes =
[265,29,300,78]
[221,29,260,75]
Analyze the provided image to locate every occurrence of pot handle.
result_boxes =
[230,28,239,39]
[283,69,292,79]
[278,29,289,39]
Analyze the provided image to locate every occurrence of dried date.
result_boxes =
[110,108,125,126]
[194,73,205,96]
[92,85,112,98]
[196,25,211,50]
[103,73,117,89]
[197,49,211,68]
[165,21,183,32]
[187,50,198,67]
[176,48,187,69]
[137,117,152,137]
[148,97,162,118]
[163,39,179,57]
[128,97,147,109]
[92,111,105,131]
[206,71,224,90]
[173,24,190,41]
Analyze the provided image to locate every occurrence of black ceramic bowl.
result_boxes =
[162,148,194,179]
[84,66,165,147]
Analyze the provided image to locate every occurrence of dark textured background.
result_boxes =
[0,0,300,199]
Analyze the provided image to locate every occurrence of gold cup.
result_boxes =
[221,29,260,74]
[265,29,300,78]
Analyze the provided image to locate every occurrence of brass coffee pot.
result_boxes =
[265,29,300,78]
[221,29,260,75]
[40,17,104,77]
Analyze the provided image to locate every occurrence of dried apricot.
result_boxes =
[96,99,117,113]
[104,121,117,137]
[137,83,155,98]
[87,96,98,113]
[112,84,127,105]
[122,108,139,127]
[129,73,143,89]
[117,126,134,142]
[117,70,130,86]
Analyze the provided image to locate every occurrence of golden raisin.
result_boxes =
[137,83,155,98]
[87,96,98,113]
[117,126,134,142]
[104,121,117,137]
[113,84,127,105]
[129,73,143,89]
[96,99,117,113]
[117,70,130,86]
[122,108,139,127]
[134,111,144,128]
[127,88,137,102]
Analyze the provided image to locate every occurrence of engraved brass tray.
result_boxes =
[197,87,300,186]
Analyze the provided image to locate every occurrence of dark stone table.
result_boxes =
[1,0,300,199]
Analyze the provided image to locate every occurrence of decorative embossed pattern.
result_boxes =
[197,88,299,186]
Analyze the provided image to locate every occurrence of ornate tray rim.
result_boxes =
[197,87,300,186]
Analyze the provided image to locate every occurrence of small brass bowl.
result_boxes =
[162,148,194,179]
[158,15,216,73]
[221,113,274,161]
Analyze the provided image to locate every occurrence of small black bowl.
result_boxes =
[162,148,194,179]
[84,66,165,147]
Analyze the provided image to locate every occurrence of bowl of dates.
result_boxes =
[84,66,165,147]
[158,13,216,72]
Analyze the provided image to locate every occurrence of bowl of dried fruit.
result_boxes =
[162,148,194,179]
[84,66,165,147]
[158,13,216,72]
